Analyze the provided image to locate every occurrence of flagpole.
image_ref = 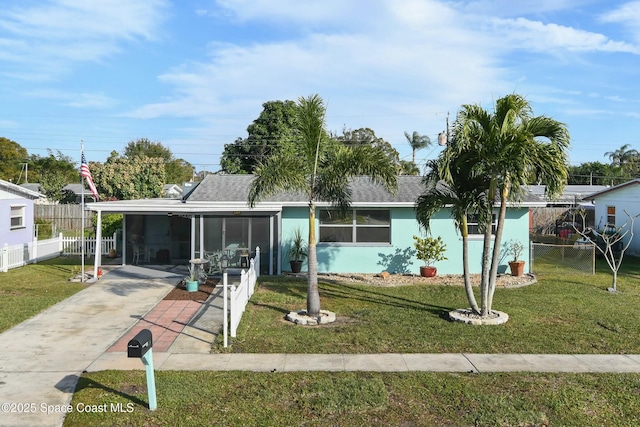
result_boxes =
[81,140,85,283]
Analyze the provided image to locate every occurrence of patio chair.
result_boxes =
[206,251,222,274]
[131,243,150,265]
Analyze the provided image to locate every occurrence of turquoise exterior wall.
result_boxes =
[281,206,531,275]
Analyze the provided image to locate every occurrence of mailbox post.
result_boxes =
[127,329,157,410]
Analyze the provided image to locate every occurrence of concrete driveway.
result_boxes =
[0,265,181,427]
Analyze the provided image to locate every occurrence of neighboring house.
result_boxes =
[526,184,609,237]
[163,184,183,199]
[19,183,49,205]
[87,175,536,276]
[62,183,96,204]
[583,179,640,256]
[1,179,46,246]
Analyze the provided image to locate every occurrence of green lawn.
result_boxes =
[63,257,640,426]
[64,371,640,427]
[4,256,638,426]
[221,257,640,354]
[0,257,87,332]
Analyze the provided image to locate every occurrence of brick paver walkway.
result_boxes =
[108,300,204,352]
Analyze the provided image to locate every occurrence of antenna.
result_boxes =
[437,112,449,146]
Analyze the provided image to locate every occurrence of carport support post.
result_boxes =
[141,349,157,410]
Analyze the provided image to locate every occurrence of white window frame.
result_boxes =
[467,213,497,236]
[318,208,391,245]
[10,205,26,230]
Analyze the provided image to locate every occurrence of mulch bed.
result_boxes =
[163,278,220,301]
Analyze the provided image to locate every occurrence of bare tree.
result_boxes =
[574,209,639,292]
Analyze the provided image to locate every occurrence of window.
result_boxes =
[467,213,497,235]
[607,206,616,226]
[10,205,26,230]
[319,209,391,244]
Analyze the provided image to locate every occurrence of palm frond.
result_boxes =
[248,154,309,207]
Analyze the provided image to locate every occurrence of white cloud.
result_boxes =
[0,0,170,79]
[25,88,116,109]
[485,17,640,54]
[600,1,640,42]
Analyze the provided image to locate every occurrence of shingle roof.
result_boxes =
[186,174,424,205]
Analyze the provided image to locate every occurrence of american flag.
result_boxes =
[81,152,99,200]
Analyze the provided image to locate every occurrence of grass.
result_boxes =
[220,257,640,354]
[3,255,638,426]
[64,371,640,426]
[0,256,87,333]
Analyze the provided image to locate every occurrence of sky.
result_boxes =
[1,0,639,176]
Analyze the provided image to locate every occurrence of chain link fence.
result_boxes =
[531,243,595,275]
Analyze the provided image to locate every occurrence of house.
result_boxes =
[163,184,183,199]
[19,183,49,205]
[1,179,46,246]
[583,179,640,256]
[62,183,96,204]
[86,174,535,276]
[526,184,609,238]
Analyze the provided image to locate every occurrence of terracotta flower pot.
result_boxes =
[509,261,525,277]
[420,266,437,277]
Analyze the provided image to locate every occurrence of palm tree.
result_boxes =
[451,94,570,316]
[416,154,490,314]
[605,144,639,177]
[248,94,397,316]
[404,131,431,163]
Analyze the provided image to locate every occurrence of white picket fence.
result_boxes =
[223,247,260,345]
[0,233,117,273]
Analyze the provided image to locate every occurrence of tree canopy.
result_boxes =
[220,100,298,174]
[123,138,194,184]
[0,137,28,183]
[91,152,166,200]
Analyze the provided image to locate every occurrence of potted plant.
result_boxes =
[288,228,307,274]
[507,239,525,277]
[185,264,199,292]
[413,235,447,277]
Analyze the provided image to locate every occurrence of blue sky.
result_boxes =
[1,0,639,175]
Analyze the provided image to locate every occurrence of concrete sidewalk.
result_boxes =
[2,265,640,427]
[90,352,640,373]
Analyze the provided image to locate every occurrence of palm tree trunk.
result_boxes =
[307,202,320,316]
[487,185,509,313]
[480,182,496,317]
[461,218,480,314]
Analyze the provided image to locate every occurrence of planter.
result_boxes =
[108,249,117,258]
[509,261,525,277]
[186,280,199,292]
[420,266,437,277]
[290,260,303,274]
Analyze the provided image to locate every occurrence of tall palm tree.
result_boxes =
[248,94,397,316]
[451,94,570,316]
[404,131,431,163]
[416,153,490,314]
[605,144,639,177]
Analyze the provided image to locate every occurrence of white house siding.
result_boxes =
[591,185,640,256]
[1,192,35,247]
